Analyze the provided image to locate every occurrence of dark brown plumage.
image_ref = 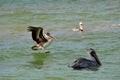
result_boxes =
[69,48,101,70]
[28,26,48,44]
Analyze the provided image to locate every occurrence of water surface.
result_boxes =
[0,0,120,80]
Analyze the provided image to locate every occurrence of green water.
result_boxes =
[0,0,120,80]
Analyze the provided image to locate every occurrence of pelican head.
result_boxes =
[79,22,83,25]
[45,32,50,36]
[44,32,54,40]
[87,48,101,65]
[87,48,95,54]
[79,22,83,31]
[45,32,51,38]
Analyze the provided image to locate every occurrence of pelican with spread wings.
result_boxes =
[28,26,55,51]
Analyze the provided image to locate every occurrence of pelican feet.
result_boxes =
[31,45,50,53]
[31,45,39,50]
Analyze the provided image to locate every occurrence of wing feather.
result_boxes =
[28,26,48,43]
[38,27,48,42]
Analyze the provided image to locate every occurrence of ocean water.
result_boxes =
[0,0,120,80]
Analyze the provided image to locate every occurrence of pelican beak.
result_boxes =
[68,62,76,68]
[53,36,57,40]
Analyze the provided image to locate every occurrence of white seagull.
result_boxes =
[72,22,84,32]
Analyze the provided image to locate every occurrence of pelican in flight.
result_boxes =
[69,48,101,70]
[72,22,84,32]
[28,26,55,51]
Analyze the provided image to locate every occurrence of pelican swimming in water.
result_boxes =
[72,22,84,32]
[69,48,101,70]
[28,26,55,51]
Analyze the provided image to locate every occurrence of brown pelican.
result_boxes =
[72,22,84,32]
[69,48,101,70]
[27,26,55,51]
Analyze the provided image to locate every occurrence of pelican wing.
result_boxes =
[38,27,48,42]
[70,58,97,69]
[28,26,48,43]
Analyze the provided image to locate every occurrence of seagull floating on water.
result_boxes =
[72,22,84,32]
[69,48,101,70]
[28,26,55,51]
